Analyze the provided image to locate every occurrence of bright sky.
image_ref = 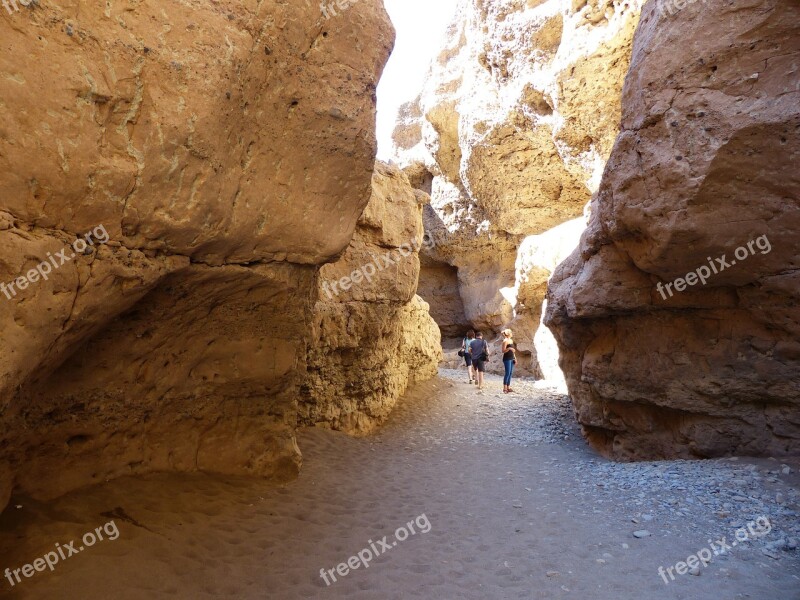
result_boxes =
[376,0,459,160]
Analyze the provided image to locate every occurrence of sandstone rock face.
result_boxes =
[1,0,389,266]
[417,254,472,339]
[0,462,11,516]
[546,0,800,460]
[393,0,642,352]
[301,164,442,434]
[511,218,586,380]
[0,0,393,511]
[8,263,315,500]
[410,174,524,342]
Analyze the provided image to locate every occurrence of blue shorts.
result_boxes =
[464,353,473,366]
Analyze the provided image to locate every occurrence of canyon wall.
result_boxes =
[545,0,800,459]
[0,0,435,512]
[393,0,642,374]
[301,163,442,434]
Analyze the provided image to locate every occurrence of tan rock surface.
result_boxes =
[509,218,586,380]
[545,0,800,459]
[0,0,391,265]
[417,253,472,339]
[8,263,315,501]
[301,164,442,434]
[0,0,394,511]
[394,0,641,350]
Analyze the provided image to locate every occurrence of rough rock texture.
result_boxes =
[0,0,393,511]
[301,164,442,434]
[512,218,586,380]
[417,253,472,339]
[8,263,316,501]
[393,0,642,355]
[419,176,522,334]
[546,0,800,460]
[440,212,584,381]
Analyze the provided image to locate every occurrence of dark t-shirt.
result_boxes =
[469,339,487,360]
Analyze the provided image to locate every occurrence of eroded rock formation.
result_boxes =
[417,253,471,339]
[301,163,442,434]
[393,0,642,365]
[0,1,444,513]
[512,217,586,381]
[545,0,800,459]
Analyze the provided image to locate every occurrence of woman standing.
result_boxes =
[461,330,476,384]
[501,328,517,393]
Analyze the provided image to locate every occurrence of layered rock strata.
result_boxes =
[301,163,442,434]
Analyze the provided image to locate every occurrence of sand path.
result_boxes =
[1,369,798,599]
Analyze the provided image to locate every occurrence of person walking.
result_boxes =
[501,328,517,393]
[461,330,476,384]
[468,331,490,393]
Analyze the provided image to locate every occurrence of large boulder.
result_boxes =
[0,0,393,510]
[545,0,800,459]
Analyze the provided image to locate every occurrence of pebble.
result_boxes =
[767,539,787,551]
[633,530,651,538]
[689,566,701,576]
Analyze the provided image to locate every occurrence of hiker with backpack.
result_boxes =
[468,331,490,393]
[459,330,476,384]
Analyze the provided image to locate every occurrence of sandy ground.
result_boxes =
[0,369,798,599]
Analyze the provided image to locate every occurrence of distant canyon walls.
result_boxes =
[0,1,440,512]
[393,0,643,376]
[394,0,800,461]
[545,0,800,459]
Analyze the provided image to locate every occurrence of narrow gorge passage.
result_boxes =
[1,370,798,599]
[1,0,798,598]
